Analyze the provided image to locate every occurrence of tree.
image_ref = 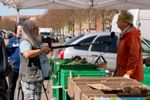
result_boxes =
[0,18,16,31]
[36,9,118,34]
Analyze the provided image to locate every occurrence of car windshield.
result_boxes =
[64,34,84,45]
[142,38,150,53]
[143,38,150,46]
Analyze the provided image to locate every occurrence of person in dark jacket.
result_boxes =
[0,34,8,100]
[6,25,23,100]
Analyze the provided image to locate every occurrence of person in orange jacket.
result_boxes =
[114,11,143,82]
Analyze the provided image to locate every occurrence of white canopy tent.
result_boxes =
[1,0,150,24]
[2,0,150,10]
[2,0,80,9]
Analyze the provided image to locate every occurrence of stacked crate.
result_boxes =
[141,66,150,87]
[60,69,106,89]
[51,59,72,98]
[50,59,107,100]
[68,77,150,100]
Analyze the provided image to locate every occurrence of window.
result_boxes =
[91,35,118,53]
[142,40,150,53]
[64,34,84,45]
[74,36,96,51]
[40,32,50,37]
[143,38,150,45]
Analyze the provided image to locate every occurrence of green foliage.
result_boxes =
[146,96,150,100]
[0,18,16,31]
[36,9,118,33]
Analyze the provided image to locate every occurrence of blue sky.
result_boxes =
[0,3,47,16]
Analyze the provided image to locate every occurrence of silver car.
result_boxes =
[55,32,150,72]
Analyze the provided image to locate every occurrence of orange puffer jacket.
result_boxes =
[114,26,143,82]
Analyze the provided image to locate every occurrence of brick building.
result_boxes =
[0,15,42,22]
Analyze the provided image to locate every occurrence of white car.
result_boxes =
[55,32,150,72]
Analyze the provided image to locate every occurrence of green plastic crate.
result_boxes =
[51,72,60,86]
[144,67,150,75]
[51,72,61,97]
[62,89,71,100]
[55,88,71,100]
[54,63,98,74]
[55,88,62,100]
[52,59,72,66]
[60,69,106,89]
[141,76,150,87]
[51,77,56,97]
[141,67,150,87]
[51,59,72,74]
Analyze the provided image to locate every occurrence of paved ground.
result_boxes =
[14,80,55,100]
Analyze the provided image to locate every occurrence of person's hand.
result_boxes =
[40,46,51,54]
[49,47,53,52]
[123,74,130,79]
[43,43,53,52]
[4,39,10,46]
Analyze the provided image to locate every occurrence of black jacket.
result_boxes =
[0,35,8,74]
[0,35,8,99]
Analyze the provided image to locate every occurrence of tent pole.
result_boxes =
[89,0,94,33]
[137,9,140,29]
[16,8,20,24]
[89,8,92,33]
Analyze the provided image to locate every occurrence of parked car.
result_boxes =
[54,32,150,72]
[41,36,56,43]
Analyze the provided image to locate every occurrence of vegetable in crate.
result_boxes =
[68,58,87,65]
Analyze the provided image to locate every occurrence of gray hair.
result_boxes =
[21,19,37,47]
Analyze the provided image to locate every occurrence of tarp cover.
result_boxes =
[2,0,150,10]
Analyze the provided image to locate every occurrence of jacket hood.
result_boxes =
[132,26,141,36]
